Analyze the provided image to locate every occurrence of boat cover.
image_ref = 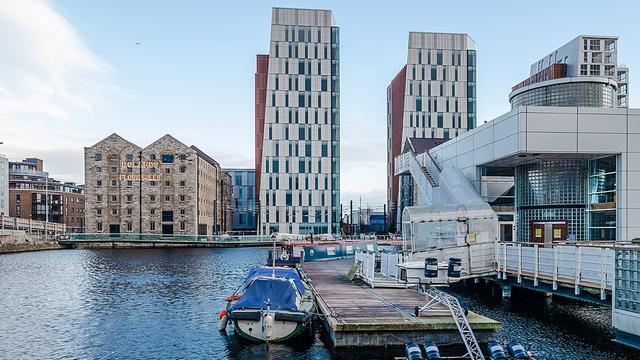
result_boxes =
[240,267,305,294]
[231,278,299,312]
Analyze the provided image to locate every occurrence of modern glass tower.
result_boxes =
[387,32,476,231]
[255,8,340,235]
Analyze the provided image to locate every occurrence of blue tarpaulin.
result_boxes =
[231,278,299,312]
[240,267,305,294]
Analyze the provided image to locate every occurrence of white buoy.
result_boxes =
[264,312,274,340]
[218,310,229,331]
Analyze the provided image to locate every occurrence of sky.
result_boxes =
[1,0,639,210]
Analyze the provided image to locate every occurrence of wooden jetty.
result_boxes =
[302,259,500,347]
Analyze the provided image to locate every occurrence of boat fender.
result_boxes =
[507,341,530,359]
[218,310,228,331]
[487,340,507,360]
[422,341,441,360]
[404,341,424,360]
[264,312,274,340]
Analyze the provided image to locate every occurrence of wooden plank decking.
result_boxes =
[302,259,500,347]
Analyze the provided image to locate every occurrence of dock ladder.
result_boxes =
[416,286,484,360]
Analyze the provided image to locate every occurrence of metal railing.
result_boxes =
[67,233,272,244]
[355,251,376,287]
[0,215,66,234]
[496,242,615,299]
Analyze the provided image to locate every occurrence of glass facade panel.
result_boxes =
[510,82,616,108]
[588,155,617,240]
[515,160,588,242]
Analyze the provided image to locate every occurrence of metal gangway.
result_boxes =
[416,285,484,360]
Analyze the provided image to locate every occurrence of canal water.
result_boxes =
[0,248,639,359]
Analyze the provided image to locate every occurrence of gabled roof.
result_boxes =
[88,133,141,150]
[190,145,220,167]
[144,134,191,151]
[403,137,449,155]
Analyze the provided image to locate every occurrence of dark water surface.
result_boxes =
[0,248,639,359]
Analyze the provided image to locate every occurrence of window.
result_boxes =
[126,195,133,203]
[127,208,132,215]
[590,64,600,76]
[580,64,588,75]
[96,167,102,172]
[95,154,102,161]
[162,154,174,163]
[589,39,600,51]
[179,166,186,173]
[97,180,102,187]
[150,154,156,160]
[150,181,156,187]
[179,180,186,187]
[165,195,171,202]
[126,154,133,161]
[165,168,171,174]
[165,181,171,187]
[111,208,117,215]
[97,195,103,202]
[179,154,187,160]
[126,222,132,232]
[97,222,103,231]
[97,208,102,215]
[110,154,118,161]
[162,211,173,222]
[180,209,186,215]
[150,208,155,215]
[111,180,117,187]
[180,221,186,231]
[111,195,117,202]
[179,195,186,202]
[150,222,155,231]
[111,167,117,173]
[127,180,133,187]
[150,195,156,202]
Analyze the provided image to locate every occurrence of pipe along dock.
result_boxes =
[301,260,500,348]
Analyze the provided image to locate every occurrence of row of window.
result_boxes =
[583,38,615,52]
[95,194,189,203]
[266,124,339,142]
[95,221,188,232]
[263,156,339,175]
[273,41,338,60]
[269,89,339,108]
[269,107,339,126]
[94,153,187,163]
[263,206,338,223]
[277,25,337,44]
[408,80,469,97]
[272,74,337,92]
[96,179,187,187]
[263,173,337,191]
[579,64,616,77]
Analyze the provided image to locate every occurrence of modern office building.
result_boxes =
[8,158,85,232]
[84,133,231,235]
[255,7,340,235]
[387,32,476,230]
[0,154,8,216]
[224,168,256,233]
[511,35,629,108]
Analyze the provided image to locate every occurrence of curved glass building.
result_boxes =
[509,77,617,108]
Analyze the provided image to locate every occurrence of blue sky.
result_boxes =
[1,0,639,209]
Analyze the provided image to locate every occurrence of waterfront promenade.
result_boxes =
[301,259,500,347]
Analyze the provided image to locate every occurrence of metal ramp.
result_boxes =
[416,285,484,360]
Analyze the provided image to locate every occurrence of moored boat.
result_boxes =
[220,267,315,343]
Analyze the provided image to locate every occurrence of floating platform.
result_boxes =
[301,259,500,348]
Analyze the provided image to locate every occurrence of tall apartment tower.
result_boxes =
[528,35,629,107]
[255,8,340,235]
[387,32,476,230]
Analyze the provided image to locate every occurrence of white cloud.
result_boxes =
[0,0,115,183]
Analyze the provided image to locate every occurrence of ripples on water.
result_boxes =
[1,248,639,359]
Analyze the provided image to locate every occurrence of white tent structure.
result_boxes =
[401,203,498,253]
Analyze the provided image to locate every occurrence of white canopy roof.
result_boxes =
[402,203,496,224]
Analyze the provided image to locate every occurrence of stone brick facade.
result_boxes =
[84,133,230,235]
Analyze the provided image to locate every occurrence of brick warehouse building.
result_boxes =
[84,133,231,235]
[9,158,85,232]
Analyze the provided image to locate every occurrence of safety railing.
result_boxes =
[496,242,615,299]
[67,233,272,244]
[380,251,403,279]
[355,251,376,287]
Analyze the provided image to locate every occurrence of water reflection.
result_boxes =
[0,248,639,359]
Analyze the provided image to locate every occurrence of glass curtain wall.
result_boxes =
[588,155,617,240]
